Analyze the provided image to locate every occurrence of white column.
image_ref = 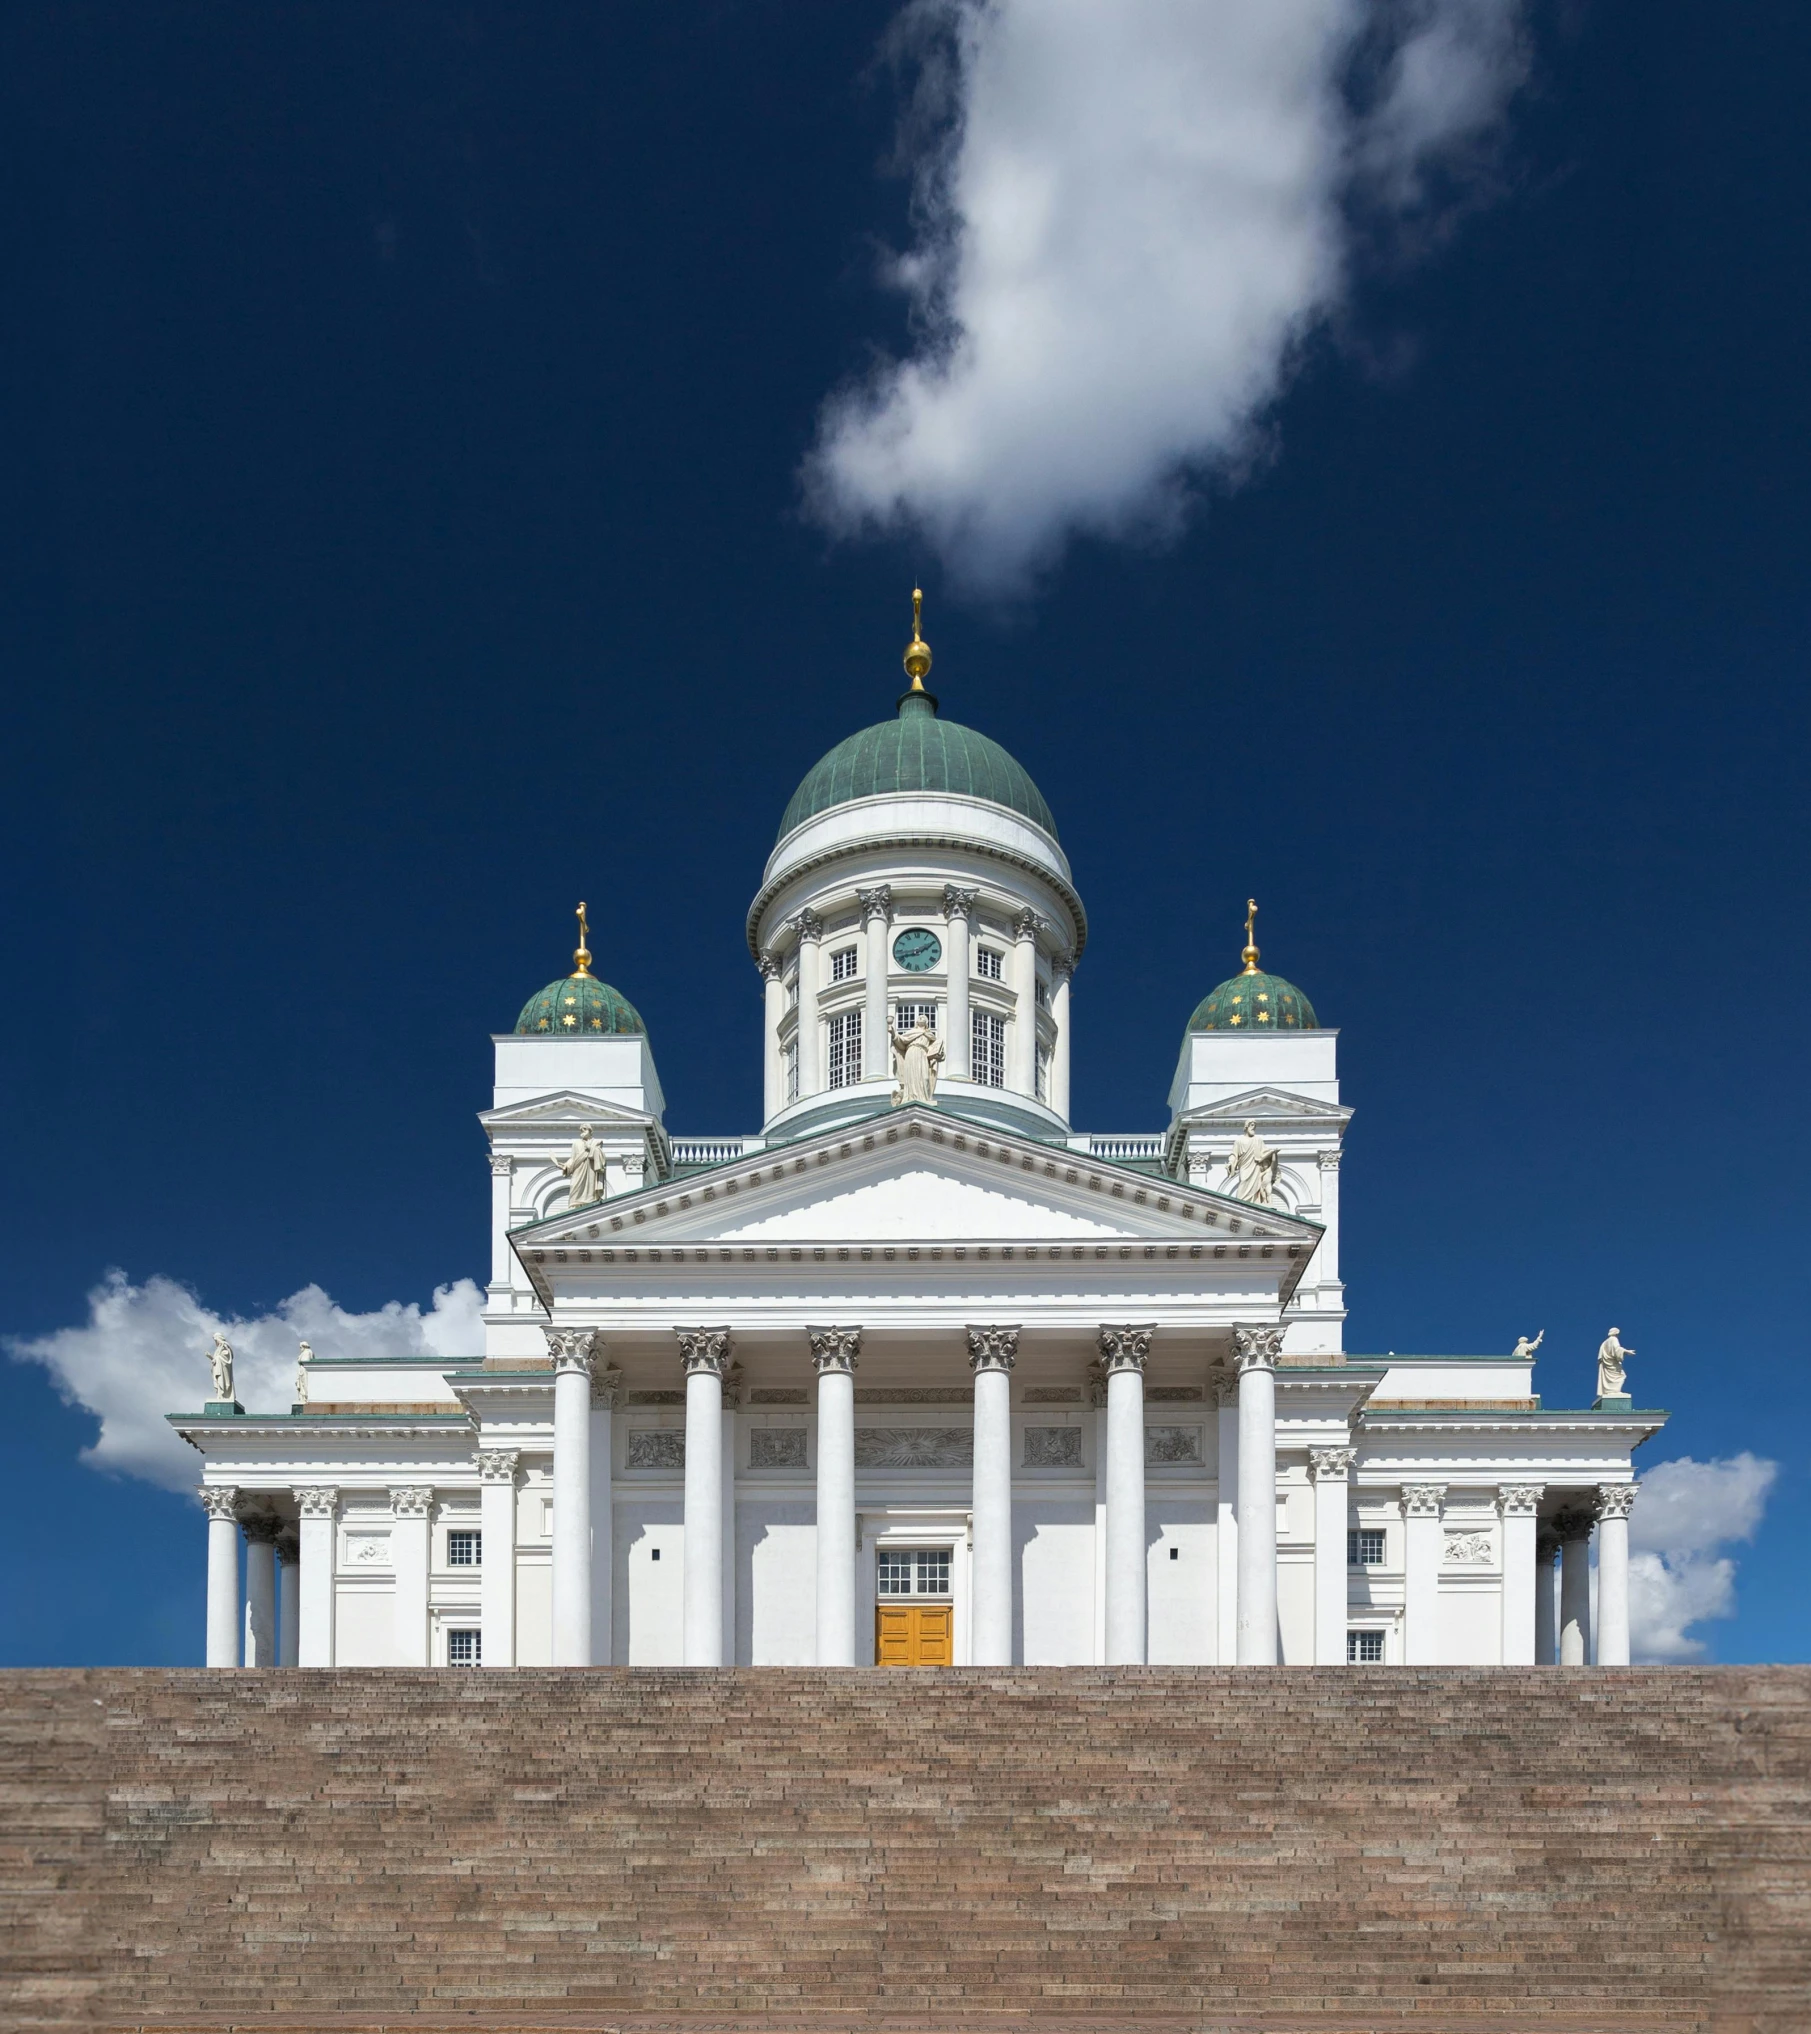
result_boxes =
[678,1328,730,1665]
[1008,908,1043,1096]
[1496,1485,1544,1665]
[759,954,785,1121]
[721,1369,739,1664]
[1215,1377,1239,1664]
[1402,1484,1446,1665]
[202,1487,240,1669]
[294,1486,338,1666]
[793,909,824,1098]
[549,1329,594,1667]
[1091,1372,1110,1663]
[1049,952,1074,1122]
[390,1487,432,1667]
[1535,1530,1560,1665]
[241,1514,280,1667]
[1308,1448,1355,1665]
[860,887,892,1079]
[478,1449,520,1668]
[968,1325,1018,1665]
[1234,1326,1280,1665]
[1314,1148,1344,1311]
[1557,1505,1594,1664]
[811,1327,860,1666]
[487,1152,515,1296]
[592,1365,621,1664]
[276,1533,300,1667]
[943,886,976,1080]
[1595,1485,1636,1666]
[1100,1326,1152,1665]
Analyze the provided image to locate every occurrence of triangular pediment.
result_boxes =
[1176,1087,1352,1127]
[480,1091,659,1134]
[516,1108,1321,1252]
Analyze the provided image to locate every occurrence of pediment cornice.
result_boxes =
[480,1091,660,1134]
[1174,1087,1353,1129]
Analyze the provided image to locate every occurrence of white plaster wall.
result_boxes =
[492,1035,666,1117]
[333,1585,394,1666]
[736,1502,817,1665]
[1168,1031,1340,1114]
[1146,1504,1214,1664]
[1016,1503,1095,1664]
[1439,1583,1502,1665]
[615,1503,684,1665]
[1277,1551,1315,1664]
[515,1555,552,1666]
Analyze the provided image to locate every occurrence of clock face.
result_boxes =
[892,927,943,973]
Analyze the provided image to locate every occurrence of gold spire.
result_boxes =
[1241,898,1260,975]
[902,586,933,689]
[571,901,594,979]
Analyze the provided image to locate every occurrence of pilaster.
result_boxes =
[389,1485,433,1669]
[1497,1484,1545,1666]
[478,1449,521,1668]
[1401,1483,1447,1665]
[1308,1447,1356,1665]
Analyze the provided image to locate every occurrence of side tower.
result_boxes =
[746,594,1086,1142]
[479,904,666,1360]
[1166,901,1350,1353]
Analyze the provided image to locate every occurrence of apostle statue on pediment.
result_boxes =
[1222,1121,1279,1206]
[206,1331,235,1404]
[1597,1327,1633,1400]
[889,1020,944,1107]
[558,1124,607,1208]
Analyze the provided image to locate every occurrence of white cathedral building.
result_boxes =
[177,601,1663,1675]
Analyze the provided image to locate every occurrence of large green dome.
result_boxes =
[778,689,1057,844]
[515,971,645,1037]
[1189,967,1318,1033]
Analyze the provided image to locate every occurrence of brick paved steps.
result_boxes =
[0,1668,1805,2031]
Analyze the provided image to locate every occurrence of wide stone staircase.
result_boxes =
[1,1667,1806,2032]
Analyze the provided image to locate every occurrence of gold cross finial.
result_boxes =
[571,901,594,979]
[1241,898,1260,975]
[903,586,933,689]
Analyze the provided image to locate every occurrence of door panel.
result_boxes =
[875,1603,953,1666]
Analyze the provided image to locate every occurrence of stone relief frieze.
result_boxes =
[1024,1426,1083,1468]
[626,1431,686,1470]
[1443,1530,1494,1565]
[750,1429,808,1469]
[1145,1426,1204,1465]
[853,1427,973,1469]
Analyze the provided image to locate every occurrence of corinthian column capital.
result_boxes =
[809,1326,862,1376]
[1097,1324,1154,1374]
[966,1324,1019,1374]
[676,1327,733,1378]
[942,884,978,921]
[544,1328,596,1378]
[1233,1323,1284,1374]
[1595,1484,1637,1522]
[858,886,893,924]
[199,1485,240,1523]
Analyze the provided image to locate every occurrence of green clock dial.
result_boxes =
[892,927,943,973]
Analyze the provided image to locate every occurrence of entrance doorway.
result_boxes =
[875,1547,954,1668]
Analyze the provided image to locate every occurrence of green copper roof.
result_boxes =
[515,973,645,1037]
[778,689,1057,844]
[1188,968,1318,1033]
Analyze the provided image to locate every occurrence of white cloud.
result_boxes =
[806,0,1529,587]
[7,1270,485,1496]
[1625,1453,1778,1663]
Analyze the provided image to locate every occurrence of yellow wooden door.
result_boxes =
[876,1604,953,1666]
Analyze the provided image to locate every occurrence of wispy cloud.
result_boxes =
[806,0,1530,588]
[1627,1453,1778,1662]
[8,1271,484,1495]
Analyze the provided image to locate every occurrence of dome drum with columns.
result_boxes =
[173,595,1665,1676]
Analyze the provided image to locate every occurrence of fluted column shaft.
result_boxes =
[550,1332,594,1666]
[1595,1486,1636,1665]
[1101,1326,1152,1665]
[679,1329,731,1665]
[1234,1328,1280,1664]
[202,1488,240,1669]
[812,1328,860,1666]
[968,1326,1017,1665]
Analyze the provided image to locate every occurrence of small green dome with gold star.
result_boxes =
[1187,900,1318,1033]
[514,904,646,1037]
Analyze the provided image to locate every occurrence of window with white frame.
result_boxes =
[447,1529,481,1568]
[448,1628,482,1666]
[877,1548,952,1597]
[1034,977,1048,1008]
[784,1040,799,1103]
[972,1011,1006,1087]
[827,1009,862,1088]
[1346,1629,1384,1663]
[829,945,858,983]
[1035,1047,1049,1103]
[894,1001,936,1033]
[1347,1528,1386,1567]
[975,947,1003,981]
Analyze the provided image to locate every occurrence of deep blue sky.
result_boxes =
[3,4,1806,1665]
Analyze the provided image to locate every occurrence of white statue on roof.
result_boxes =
[559,1124,607,1209]
[1597,1328,1633,1400]
[1511,1331,1544,1362]
[206,1331,234,1404]
[890,1020,944,1107]
[1223,1121,1279,1206]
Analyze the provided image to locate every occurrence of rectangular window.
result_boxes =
[784,1040,799,1104]
[1034,978,1048,1008]
[975,948,1003,981]
[1035,1047,1049,1103]
[829,945,858,983]
[827,1009,863,1089]
[894,1001,937,1034]
[1346,1629,1384,1664]
[1348,1528,1386,1567]
[972,1011,1006,1088]
[448,1629,482,1666]
[447,1529,481,1569]
[879,1549,952,1596]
